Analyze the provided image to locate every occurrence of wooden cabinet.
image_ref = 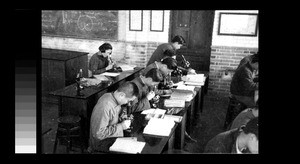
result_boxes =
[42,48,88,96]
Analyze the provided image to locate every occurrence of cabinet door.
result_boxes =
[42,59,65,93]
[65,55,88,86]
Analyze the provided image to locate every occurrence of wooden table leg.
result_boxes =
[168,131,175,150]
[180,112,186,149]
[58,97,62,116]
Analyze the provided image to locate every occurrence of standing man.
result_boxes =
[89,42,116,75]
[89,82,139,152]
[146,35,186,66]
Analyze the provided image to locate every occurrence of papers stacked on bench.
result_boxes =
[163,114,183,123]
[141,108,166,120]
[143,118,175,136]
[109,137,145,154]
[100,72,120,77]
[182,74,205,86]
[164,99,185,107]
[117,63,137,71]
[92,74,109,81]
[80,78,102,87]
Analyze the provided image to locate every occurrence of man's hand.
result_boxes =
[188,68,196,74]
[147,91,155,100]
[106,64,114,70]
[122,119,131,130]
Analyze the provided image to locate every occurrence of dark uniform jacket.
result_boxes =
[146,43,175,66]
[230,62,258,97]
[129,76,151,114]
[204,128,240,154]
[89,52,109,75]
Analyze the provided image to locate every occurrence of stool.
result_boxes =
[223,95,247,130]
[53,115,84,154]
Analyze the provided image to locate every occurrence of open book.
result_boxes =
[100,72,121,77]
[164,99,185,107]
[109,137,145,154]
[181,74,205,86]
[169,90,194,102]
[143,118,176,136]
[174,85,195,93]
[141,108,166,120]
[117,63,137,71]
[163,114,183,123]
[92,74,109,81]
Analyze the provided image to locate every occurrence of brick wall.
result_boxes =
[208,10,259,98]
[42,36,163,68]
[208,46,258,97]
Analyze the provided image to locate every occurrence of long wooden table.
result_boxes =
[92,81,206,154]
[49,69,207,153]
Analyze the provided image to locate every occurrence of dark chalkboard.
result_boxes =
[42,10,118,40]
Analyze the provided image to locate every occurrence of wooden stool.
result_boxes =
[53,115,84,154]
[223,95,247,130]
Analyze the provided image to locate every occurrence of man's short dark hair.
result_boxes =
[171,35,186,45]
[163,49,176,57]
[117,81,139,98]
[243,117,259,139]
[251,53,259,63]
[161,57,177,70]
[99,43,113,53]
[145,68,164,82]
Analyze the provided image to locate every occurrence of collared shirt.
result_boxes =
[236,138,244,154]
[89,92,125,150]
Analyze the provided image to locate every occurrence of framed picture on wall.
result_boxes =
[150,10,164,32]
[218,13,258,36]
[129,10,143,31]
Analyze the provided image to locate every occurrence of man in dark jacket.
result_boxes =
[204,117,259,154]
[230,54,258,107]
[147,35,185,66]
[129,68,163,114]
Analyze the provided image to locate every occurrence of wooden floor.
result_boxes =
[41,94,229,154]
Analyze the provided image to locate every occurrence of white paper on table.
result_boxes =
[141,108,166,119]
[172,81,184,87]
[176,85,195,91]
[164,99,185,107]
[81,78,102,87]
[93,74,109,81]
[170,90,194,102]
[182,74,204,83]
[109,137,145,154]
[184,81,204,86]
[163,115,183,123]
[143,118,175,136]
[100,72,121,77]
[117,63,137,71]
